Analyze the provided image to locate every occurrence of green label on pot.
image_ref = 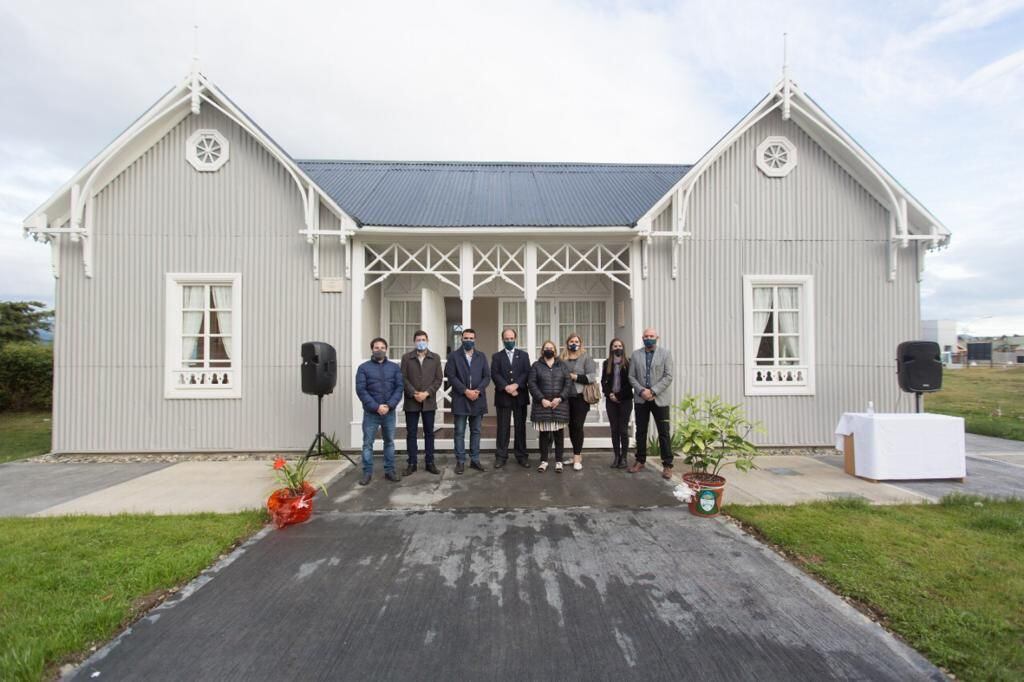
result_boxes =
[698,490,717,513]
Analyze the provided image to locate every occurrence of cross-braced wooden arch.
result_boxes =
[363,243,461,291]
[473,244,525,292]
[536,243,631,293]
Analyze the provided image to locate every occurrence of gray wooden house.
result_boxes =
[23,68,950,454]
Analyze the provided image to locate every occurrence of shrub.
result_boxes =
[0,342,53,411]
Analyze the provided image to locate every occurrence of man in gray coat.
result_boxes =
[627,327,675,478]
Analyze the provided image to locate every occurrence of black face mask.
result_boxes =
[542,349,555,359]
[612,348,623,357]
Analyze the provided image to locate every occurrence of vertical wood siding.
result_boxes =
[52,108,352,452]
[645,110,920,445]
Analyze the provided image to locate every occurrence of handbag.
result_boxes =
[582,381,602,405]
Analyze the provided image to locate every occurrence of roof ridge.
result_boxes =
[296,159,692,168]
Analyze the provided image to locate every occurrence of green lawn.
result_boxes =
[927,366,1024,441]
[0,411,52,463]
[729,497,1024,681]
[0,512,266,681]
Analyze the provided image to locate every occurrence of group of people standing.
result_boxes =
[354,327,674,487]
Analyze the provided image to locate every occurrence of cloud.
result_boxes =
[1,1,1023,335]
[897,0,1024,52]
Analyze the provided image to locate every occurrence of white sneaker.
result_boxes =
[538,461,549,472]
[573,461,583,472]
[555,462,564,473]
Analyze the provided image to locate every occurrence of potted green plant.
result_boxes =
[673,394,763,517]
[266,457,327,529]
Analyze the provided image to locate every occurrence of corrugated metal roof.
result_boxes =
[296,161,691,227]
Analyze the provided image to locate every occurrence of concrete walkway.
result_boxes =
[2,431,1021,517]
[0,460,349,517]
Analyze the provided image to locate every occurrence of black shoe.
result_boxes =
[385,470,402,483]
[424,463,440,475]
[495,459,507,469]
[610,455,622,468]
[403,463,417,476]
[470,460,486,472]
[516,458,529,468]
[616,457,628,469]
[359,473,372,486]
[455,461,465,475]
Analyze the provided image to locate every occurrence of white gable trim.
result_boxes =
[23,68,358,280]
[638,78,951,281]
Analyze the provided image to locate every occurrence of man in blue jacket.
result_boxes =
[355,337,404,486]
[444,328,490,474]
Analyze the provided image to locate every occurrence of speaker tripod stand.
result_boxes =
[302,394,357,467]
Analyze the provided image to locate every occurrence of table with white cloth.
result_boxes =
[833,412,966,481]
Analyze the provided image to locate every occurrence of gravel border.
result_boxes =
[26,446,837,464]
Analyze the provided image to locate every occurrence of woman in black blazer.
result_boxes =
[601,337,633,469]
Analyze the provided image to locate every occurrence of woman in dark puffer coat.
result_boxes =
[528,339,572,473]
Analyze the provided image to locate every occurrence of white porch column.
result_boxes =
[349,238,366,446]
[525,241,538,356]
[460,241,473,326]
[630,238,644,348]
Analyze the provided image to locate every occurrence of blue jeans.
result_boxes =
[405,410,436,466]
[453,414,482,464]
[362,410,397,474]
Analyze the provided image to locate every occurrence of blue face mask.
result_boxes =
[503,340,516,351]
[462,339,475,351]
[643,338,657,348]
[415,341,428,352]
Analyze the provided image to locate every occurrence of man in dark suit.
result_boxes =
[444,328,490,474]
[491,327,531,468]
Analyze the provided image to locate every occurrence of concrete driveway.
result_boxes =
[71,462,942,681]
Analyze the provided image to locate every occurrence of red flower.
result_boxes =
[273,457,286,470]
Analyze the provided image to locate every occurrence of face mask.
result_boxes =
[372,350,387,361]
[542,349,555,359]
[503,340,516,351]
[612,348,623,357]
[643,338,657,349]
[415,341,428,352]
[462,339,475,351]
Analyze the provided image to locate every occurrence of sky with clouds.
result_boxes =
[1,0,1022,336]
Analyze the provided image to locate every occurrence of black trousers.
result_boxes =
[606,398,632,459]
[568,396,590,455]
[495,404,528,462]
[634,401,673,465]
[538,429,565,463]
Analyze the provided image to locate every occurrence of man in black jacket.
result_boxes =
[491,327,531,468]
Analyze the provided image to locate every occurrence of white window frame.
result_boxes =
[498,296,612,360]
[165,273,242,399]
[742,275,815,396]
[383,296,422,360]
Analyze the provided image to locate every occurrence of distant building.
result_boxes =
[922,320,958,354]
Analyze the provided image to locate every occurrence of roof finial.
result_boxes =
[192,23,200,73]
[189,22,202,114]
[781,32,792,120]
[782,32,788,81]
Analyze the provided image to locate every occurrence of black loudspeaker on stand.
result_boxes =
[300,342,356,466]
[896,340,943,413]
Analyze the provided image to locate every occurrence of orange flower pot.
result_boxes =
[267,481,317,529]
[682,472,726,517]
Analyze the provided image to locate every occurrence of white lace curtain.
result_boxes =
[182,286,205,363]
[211,285,233,360]
[753,286,800,362]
